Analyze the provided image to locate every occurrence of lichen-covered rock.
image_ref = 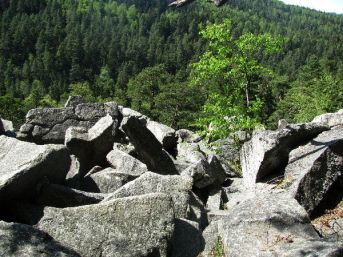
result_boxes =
[241,122,329,187]
[64,95,85,108]
[283,128,343,214]
[36,193,175,257]
[0,136,71,201]
[0,221,80,257]
[18,100,119,144]
[122,116,177,175]
[103,172,193,219]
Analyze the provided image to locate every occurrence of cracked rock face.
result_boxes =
[241,122,329,187]
[36,193,175,257]
[18,99,119,144]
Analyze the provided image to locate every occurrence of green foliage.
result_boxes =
[211,237,224,257]
[192,19,283,140]
[0,94,28,128]
[68,82,95,103]
[270,58,343,123]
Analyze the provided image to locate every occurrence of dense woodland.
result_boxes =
[0,0,342,138]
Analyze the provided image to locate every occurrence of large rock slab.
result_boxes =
[312,109,343,128]
[106,148,148,177]
[103,172,193,219]
[209,192,342,257]
[283,128,343,214]
[18,99,119,144]
[0,136,71,201]
[241,123,329,187]
[122,116,177,175]
[0,221,80,257]
[65,115,117,173]
[36,193,174,257]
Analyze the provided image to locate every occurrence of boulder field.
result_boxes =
[0,96,342,257]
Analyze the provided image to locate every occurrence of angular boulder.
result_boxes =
[65,115,117,174]
[0,136,71,201]
[241,122,329,187]
[0,117,14,136]
[103,172,193,218]
[283,128,343,214]
[0,221,80,257]
[81,167,133,193]
[122,116,177,175]
[37,193,175,257]
[147,120,177,152]
[106,149,148,177]
[18,100,119,144]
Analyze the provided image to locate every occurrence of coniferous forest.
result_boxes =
[0,0,343,138]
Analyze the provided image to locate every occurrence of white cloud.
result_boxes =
[281,0,343,13]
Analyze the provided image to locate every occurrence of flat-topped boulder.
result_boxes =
[0,136,71,201]
[36,193,175,257]
[18,97,119,144]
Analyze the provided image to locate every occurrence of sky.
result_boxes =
[281,0,343,14]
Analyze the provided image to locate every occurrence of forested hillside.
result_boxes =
[0,0,342,135]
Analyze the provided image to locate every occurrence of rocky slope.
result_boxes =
[0,96,342,257]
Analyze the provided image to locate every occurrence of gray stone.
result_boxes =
[283,128,343,214]
[65,115,117,174]
[217,193,325,257]
[168,0,194,7]
[176,129,203,143]
[0,118,14,136]
[206,188,223,210]
[18,101,119,144]
[187,192,208,228]
[36,193,175,257]
[64,95,85,108]
[0,221,80,257]
[103,172,193,219]
[65,155,82,189]
[81,167,132,193]
[147,120,177,151]
[106,149,148,177]
[36,183,105,207]
[241,122,329,187]
[0,136,71,201]
[274,240,343,257]
[181,155,226,189]
[122,116,177,175]
[200,220,221,257]
[312,109,343,128]
[171,218,204,257]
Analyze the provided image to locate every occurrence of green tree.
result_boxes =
[67,82,95,103]
[191,19,284,140]
[95,66,115,98]
[127,65,172,119]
